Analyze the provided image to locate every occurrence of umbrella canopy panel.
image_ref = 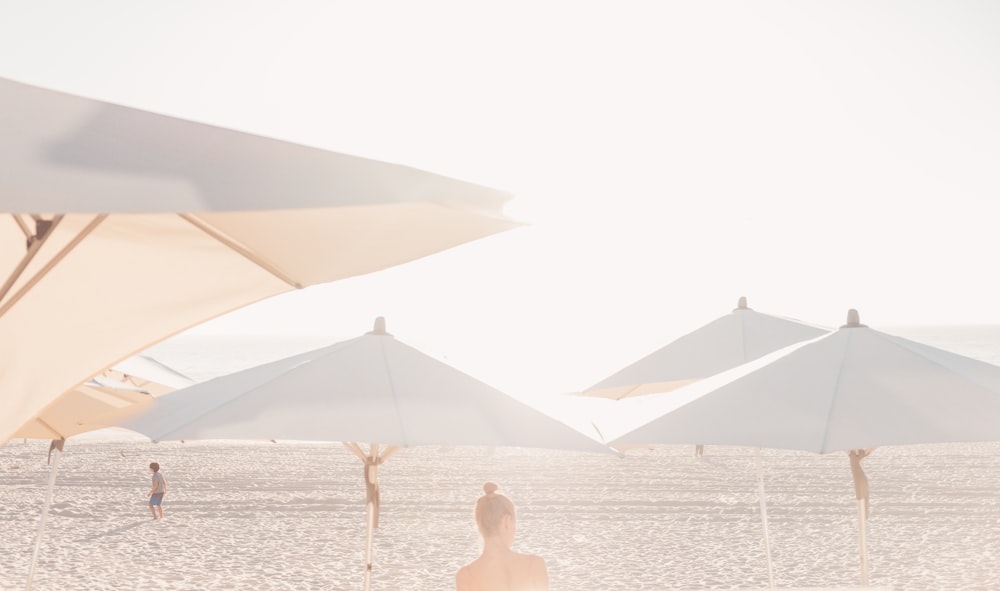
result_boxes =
[12,384,151,440]
[0,76,518,444]
[115,319,612,455]
[0,76,513,214]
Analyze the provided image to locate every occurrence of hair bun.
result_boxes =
[483,482,499,495]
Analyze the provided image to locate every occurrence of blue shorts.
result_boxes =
[149,493,164,506]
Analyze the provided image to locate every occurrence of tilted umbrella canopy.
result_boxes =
[12,383,151,441]
[610,311,1000,453]
[101,355,198,397]
[0,76,518,444]
[585,297,829,399]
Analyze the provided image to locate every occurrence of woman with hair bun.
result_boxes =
[455,482,548,591]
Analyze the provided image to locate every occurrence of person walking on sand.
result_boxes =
[456,482,548,591]
[147,462,167,520]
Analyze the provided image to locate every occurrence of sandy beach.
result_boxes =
[2,437,998,590]
[3,0,1000,588]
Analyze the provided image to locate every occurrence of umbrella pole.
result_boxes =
[26,440,64,591]
[343,442,397,591]
[848,449,874,586]
[363,481,376,591]
[344,442,378,591]
[856,499,869,586]
[754,448,775,589]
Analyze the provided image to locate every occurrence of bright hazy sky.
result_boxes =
[2,1,998,395]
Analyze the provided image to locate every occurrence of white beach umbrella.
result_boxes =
[610,309,1000,587]
[566,297,829,587]
[0,75,518,445]
[114,317,613,591]
[584,297,829,399]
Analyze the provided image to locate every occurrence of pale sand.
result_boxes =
[1,438,998,591]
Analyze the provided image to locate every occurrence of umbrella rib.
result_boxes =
[178,214,304,289]
[376,340,410,445]
[0,214,66,307]
[11,213,31,238]
[590,420,607,444]
[0,214,101,319]
[379,445,400,462]
[343,442,368,463]
[739,311,749,363]
[818,332,852,453]
[34,417,63,440]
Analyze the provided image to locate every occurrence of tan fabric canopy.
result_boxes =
[12,355,194,440]
[0,76,518,444]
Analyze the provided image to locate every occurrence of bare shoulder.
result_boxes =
[519,552,548,587]
[455,563,472,591]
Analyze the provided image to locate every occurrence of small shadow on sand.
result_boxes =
[76,520,149,542]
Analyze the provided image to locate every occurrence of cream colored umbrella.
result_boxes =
[0,75,518,444]
[15,355,195,591]
[114,317,614,591]
[12,355,194,440]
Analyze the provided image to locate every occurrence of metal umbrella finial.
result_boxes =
[735,296,749,311]
[842,309,867,328]
[370,316,388,335]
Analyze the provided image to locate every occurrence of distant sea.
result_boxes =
[145,333,338,383]
[141,324,1000,384]
[882,324,1000,365]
